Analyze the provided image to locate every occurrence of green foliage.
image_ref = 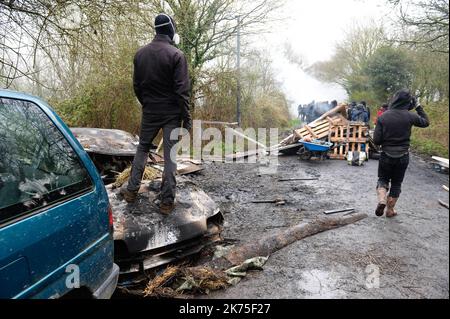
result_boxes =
[195,51,291,130]
[311,20,448,156]
[410,50,449,102]
[310,23,386,94]
[363,47,413,102]
[411,100,449,157]
[51,35,143,134]
[287,119,301,129]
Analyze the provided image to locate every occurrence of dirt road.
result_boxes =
[191,154,449,299]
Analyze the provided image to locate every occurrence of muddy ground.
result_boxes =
[187,154,449,299]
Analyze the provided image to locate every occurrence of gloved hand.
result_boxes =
[182,115,192,131]
[409,96,418,111]
[179,102,192,131]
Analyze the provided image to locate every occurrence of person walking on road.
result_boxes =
[373,89,430,218]
[122,13,192,215]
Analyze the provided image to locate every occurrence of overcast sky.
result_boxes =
[253,0,392,115]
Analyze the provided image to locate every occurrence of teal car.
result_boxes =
[0,89,119,299]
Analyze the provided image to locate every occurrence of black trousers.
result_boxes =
[377,152,410,198]
[128,114,181,204]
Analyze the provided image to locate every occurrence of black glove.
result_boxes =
[182,110,192,131]
[182,117,192,131]
[409,96,418,111]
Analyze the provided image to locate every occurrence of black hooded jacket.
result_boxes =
[133,34,190,118]
[373,93,430,157]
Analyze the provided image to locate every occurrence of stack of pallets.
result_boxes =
[281,107,370,160]
[290,115,349,143]
[329,122,370,160]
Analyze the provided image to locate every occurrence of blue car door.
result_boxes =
[0,96,109,298]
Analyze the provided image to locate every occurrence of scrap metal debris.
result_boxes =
[109,178,224,279]
[439,200,449,210]
[251,198,287,206]
[323,208,356,215]
[71,128,139,156]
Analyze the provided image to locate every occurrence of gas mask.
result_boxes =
[155,13,181,46]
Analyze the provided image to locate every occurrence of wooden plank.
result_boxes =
[311,121,330,130]
[202,121,239,126]
[309,104,348,126]
[228,128,267,150]
[317,131,331,139]
[305,125,318,139]
[315,125,332,136]
[226,149,265,160]
[432,156,449,168]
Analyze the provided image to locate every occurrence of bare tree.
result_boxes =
[310,22,387,94]
[144,0,283,102]
[0,0,131,90]
[388,0,449,53]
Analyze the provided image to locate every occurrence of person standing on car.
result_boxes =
[373,89,430,218]
[122,13,192,215]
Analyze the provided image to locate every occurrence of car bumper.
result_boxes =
[93,263,120,299]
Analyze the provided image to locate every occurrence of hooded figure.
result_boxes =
[351,103,369,123]
[348,101,357,120]
[373,89,430,218]
[122,13,191,215]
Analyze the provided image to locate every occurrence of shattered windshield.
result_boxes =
[0,98,93,224]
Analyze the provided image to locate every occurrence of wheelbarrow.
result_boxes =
[297,140,335,161]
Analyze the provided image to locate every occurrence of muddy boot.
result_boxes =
[160,202,176,216]
[375,187,388,217]
[121,189,138,204]
[386,197,399,218]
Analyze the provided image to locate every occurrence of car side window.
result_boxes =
[0,97,93,224]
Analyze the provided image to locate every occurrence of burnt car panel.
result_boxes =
[72,128,223,280]
[71,128,139,156]
[108,180,223,276]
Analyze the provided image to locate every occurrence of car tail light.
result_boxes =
[108,205,114,233]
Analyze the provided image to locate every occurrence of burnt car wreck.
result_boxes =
[71,128,224,286]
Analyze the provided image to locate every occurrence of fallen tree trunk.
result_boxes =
[209,212,367,269]
[133,212,367,298]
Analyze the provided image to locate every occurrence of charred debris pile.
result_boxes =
[70,120,369,299]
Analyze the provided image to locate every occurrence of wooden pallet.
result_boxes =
[329,122,369,160]
[291,114,348,143]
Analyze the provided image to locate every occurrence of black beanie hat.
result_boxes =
[155,14,176,39]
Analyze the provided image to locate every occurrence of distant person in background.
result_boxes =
[348,101,357,120]
[298,104,305,121]
[373,89,430,218]
[331,100,338,110]
[360,101,371,123]
[306,102,315,123]
[374,104,389,126]
[351,103,369,123]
